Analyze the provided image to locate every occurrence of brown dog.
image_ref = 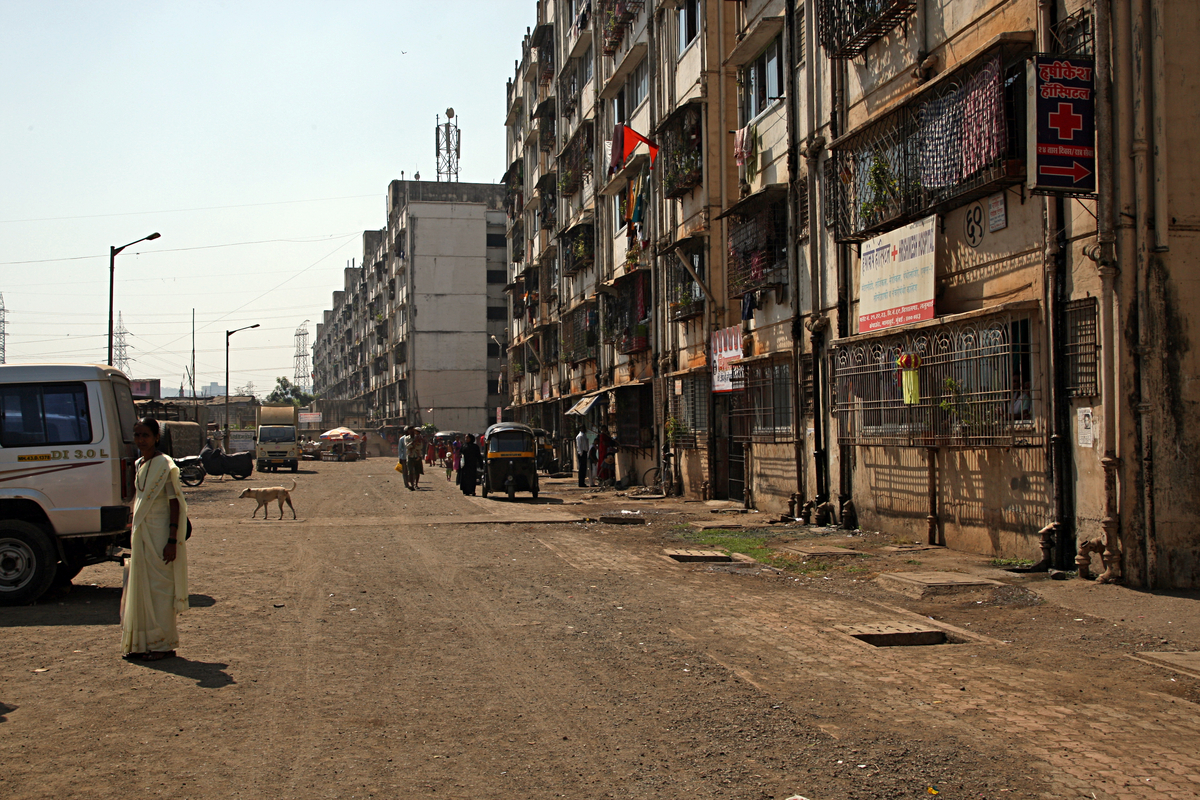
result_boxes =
[239,479,297,520]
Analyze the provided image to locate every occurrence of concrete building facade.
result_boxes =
[502,0,1200,588]
[313,180,507,436]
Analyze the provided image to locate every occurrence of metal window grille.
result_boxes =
[1052,7,1094,57]
[832,314,1043,448]
[539,252,559,300]
[540,114,557,153]
[606,271,651,354]
[731,359,794,443]
[661,105,704,199]
[540,190,557,230]
[668,373,709,448]
[666,249,704,322]
[561,303,599,363]
[816,0,917,59]
[558,121,593,196]
[727,199,788,297]
[1064,297,1099,397]
[538,44,555,87]
[799,353,815,415]
[599,0,644,55]
[561,224,595,275]
[828,47,1026,243]
[559,69,580,119]
[542,323,560,366]
[795,173,810,241]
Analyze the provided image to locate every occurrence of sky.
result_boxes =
[1,0,533,397]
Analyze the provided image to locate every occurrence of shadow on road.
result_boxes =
[0,702,16,722]
[0,585,120,627]
[139,657,236,688]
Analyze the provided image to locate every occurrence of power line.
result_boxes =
[0,194,380,225]
[0,232,362,266]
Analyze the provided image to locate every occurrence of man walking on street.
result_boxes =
[575,427,589,488]
[397,428,412,490]
[406,426,425,490]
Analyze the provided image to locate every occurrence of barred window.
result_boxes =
[616,385,654,448]
[668,373,709,448]
[732,358,794,442]
[1065,297,1099,397]
[816,0,916,60]
[727,197,788,297]
[832,315,1042,447]
[667,249,705,322]
[561,303,599,363]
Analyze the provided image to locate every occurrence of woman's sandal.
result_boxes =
[124,650,176,662]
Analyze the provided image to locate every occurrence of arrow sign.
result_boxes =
[1039,161,1092,183]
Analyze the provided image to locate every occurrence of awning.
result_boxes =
[565,390,606,416]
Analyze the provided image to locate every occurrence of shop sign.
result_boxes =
[1027,56,1096,194]
[711,326,743,393]
[298,412,322,424]
[858,215,936,333]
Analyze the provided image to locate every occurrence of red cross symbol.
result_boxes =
[891,245,899,260]
[1047,102,1084,140]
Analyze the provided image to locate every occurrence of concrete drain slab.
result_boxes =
[1129,651,1200,679]
[664,548,732,563]
[880,544,942,553]
[836,622,948,647]
[688,521,744,531]
[598,514,647,525]
[777,544,862,558]
[876,571,1003,599]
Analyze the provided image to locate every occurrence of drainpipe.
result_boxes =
[784,0,806,504]
[709,0,730,492]
[1150,0,1168,254]
[833,52,852,526]
[926,447,938,545]
[1088,0,1123,584]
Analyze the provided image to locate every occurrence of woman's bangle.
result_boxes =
[167,537,178,544]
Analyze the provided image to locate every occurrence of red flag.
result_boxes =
[621,124,659,166]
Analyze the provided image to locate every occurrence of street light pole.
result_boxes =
[225,323,260,451]
[108,232,161,366]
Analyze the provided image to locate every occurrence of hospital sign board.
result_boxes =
[1027,56,1096,194]
[858,215,936,333]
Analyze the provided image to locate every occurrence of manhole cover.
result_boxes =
[664,548,732,563]
[876,571,1003,599]
[836,622,948,647]
[778,544,862,558]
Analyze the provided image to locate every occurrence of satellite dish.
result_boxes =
[446,107,455,119]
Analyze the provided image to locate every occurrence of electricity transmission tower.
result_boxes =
[294,320,311,395]
[113,313,132,375]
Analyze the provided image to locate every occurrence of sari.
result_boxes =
[121,454,189,655]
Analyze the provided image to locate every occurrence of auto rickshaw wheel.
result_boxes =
[481,477,489,498]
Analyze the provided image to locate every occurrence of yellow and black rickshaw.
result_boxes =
[481,422,539,499]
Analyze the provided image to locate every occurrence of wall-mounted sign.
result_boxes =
[964,202,985,247]
[711,326,743,393]
[988,192,1008,232]
[298,412,322,424]
[858,215,937,333]
[1027,56,1096,194]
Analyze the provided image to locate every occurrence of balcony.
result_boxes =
[605,271,651,355]
[826,44,1028,243]
[561,224,595,275]
[557,120,594,197]
[723,188,788,298]
[659,103,704,199]
[561,303,599,363]
[816,0,917,59]
[667,254,705,322]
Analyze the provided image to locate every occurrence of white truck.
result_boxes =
[0,364,140,605]
[256,405,299,473]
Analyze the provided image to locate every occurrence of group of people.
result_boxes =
[396,427,484,495]
[574,427,617,489]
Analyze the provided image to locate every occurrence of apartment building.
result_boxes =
[504,0,1200,588]
[313,180,507,437]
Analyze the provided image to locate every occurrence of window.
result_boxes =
[488,341,503,358]
[0,382,92,447]
[667,248,705,322]
[740,36,784,124]
[486,233,507,248]
[582,44,593,85]
[615,385,654,447]
[487,379,501,395]
[629,58,649,110]
[1064,298,1099,397]
[668,373,709,447]
[613,191,628,231]
[732,359,793,442]
[678,0,700,55]
[832,314,1042,447]
[486,306,507,320]
[487,270,507,284]
[793,7,805,67]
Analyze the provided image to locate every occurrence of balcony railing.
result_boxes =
[660,104,704,199]
[558,120,594,196]
[667,254,704,322]
[827,47,1026,243]
[606,271,651,354]
[561,225,594,275]
[561,303,599,363]
[727,197,788,298]
[816,0,917,59]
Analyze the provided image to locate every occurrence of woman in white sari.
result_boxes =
[121,417,189,661]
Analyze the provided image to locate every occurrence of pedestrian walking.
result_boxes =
[406,427,425,490]
[575,427,589,488]
[121,416,189,661]
[397,428,412,489]
[587,440,599,487]
[458,434,482,496]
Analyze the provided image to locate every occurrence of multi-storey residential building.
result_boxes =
[313,180,507,437]
[505,0,1200,588]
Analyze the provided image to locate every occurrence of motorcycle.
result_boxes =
[175,454,206,487]
[199,438,254,480]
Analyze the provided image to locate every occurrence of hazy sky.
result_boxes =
[1,0,532,396]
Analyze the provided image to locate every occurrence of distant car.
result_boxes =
[0,364,140,604]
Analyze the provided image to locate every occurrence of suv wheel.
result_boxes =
[0,520,58,606]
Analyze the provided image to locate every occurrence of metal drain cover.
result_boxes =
[836,622,947,647]
[664,548,732,562]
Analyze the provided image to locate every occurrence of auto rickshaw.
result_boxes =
[531,427,557,473]
[481,422,539,499]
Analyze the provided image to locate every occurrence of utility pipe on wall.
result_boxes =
[1150,0,1169,253]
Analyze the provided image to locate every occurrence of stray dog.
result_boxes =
[239,479,297,520]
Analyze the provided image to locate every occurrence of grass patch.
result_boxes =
[682,529,776,562]
[989,557,1035,568]
[905,559,923,565]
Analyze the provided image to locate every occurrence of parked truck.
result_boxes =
[256,405,299,473]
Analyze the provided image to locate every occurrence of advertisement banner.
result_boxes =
[858,215,936,333]
[711,326,743,393]
[1027,56,1096,194]
[298,412,322,424]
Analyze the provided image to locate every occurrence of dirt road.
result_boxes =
[3,460,1199,799]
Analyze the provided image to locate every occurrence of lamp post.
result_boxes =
[225,324,260,451]
[108,232,161,366]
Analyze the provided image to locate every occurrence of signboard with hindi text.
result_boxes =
[1027,56,1096,194]
[711,326,743,393]
[858,215,936,333]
